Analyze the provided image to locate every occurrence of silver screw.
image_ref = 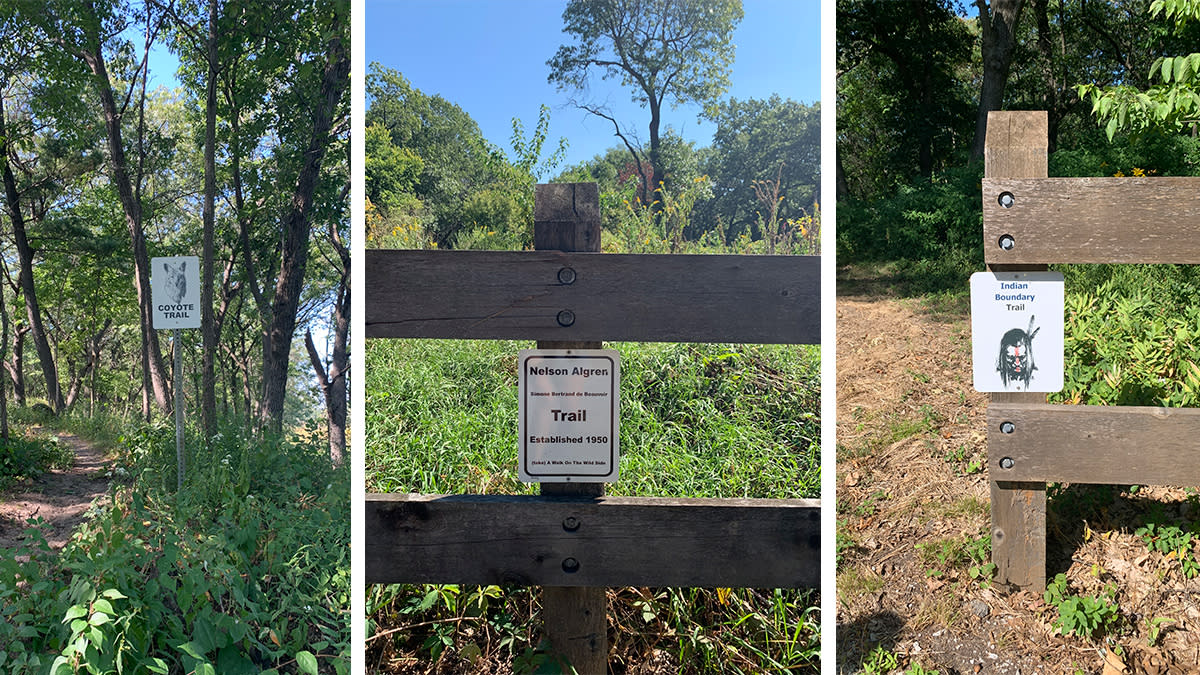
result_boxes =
[1000,457,1015,469]
[999,192,1015,208]
[1000,421,1015,434]
[998,234,1015,251]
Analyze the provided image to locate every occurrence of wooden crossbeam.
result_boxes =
[365,493,821,589]
[365,250,820,344]
[982,177,1200,264]
[988,402,1200,485]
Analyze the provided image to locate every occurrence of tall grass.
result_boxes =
[365,338,820,673]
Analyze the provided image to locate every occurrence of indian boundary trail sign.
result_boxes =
[151,256,201,329]
[970,271,1064,393]
[519,349,620,482]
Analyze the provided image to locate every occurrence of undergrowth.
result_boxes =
[365,339,820,672]
[0,417,349,673]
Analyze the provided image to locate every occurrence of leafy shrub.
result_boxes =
[0,424,349,674]
[0,435,75,488]
[1044,573,1121,639]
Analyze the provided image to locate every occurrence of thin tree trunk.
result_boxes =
[0,94,63,413]
[75,18,173,418]
[200,0,220,438]
[971,0,1027,161]
[258,14,349,435]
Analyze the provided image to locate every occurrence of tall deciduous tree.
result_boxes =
[548,0,742,202]
[258,0,349,435]
[971,0,1028,159]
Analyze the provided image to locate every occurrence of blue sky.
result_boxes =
[365,0,821,171]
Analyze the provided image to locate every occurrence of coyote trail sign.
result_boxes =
[519,349,620,482]
[151,256,201,329]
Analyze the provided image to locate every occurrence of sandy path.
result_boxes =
[0,432,111,551]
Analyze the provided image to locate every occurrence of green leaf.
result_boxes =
[62,605,87,622]
[92,599,114,616]
[296,650,319,675]
[100,589,127,600]
[88,612,111,626]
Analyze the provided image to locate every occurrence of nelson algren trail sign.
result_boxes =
[518,349,620,482]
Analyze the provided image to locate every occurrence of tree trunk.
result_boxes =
[0,96,63,413]
[971,0,1027,161]
[76,16,172,418]
[64,319,112,410]
[304,221,349,467]
[6,324,27,407]
[258,17,349,435]
[200,0,220,438]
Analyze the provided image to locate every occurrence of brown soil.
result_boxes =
[0,432,111,552]
[837,270,1200,674]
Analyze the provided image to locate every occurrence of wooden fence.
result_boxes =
[364,183,821,672]
[983,111,1200,592]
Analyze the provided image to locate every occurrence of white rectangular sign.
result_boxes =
[151,256,201,329]
[518,349,620,483]
[970,271,1064,392]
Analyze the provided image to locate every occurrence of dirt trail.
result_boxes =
[0,432,111,551]
[837,277,1200,674]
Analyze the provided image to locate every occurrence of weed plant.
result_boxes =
[365,338,820,672]
[0,435,74,489]
[0,417,349,674]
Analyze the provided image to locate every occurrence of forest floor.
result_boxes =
[0,431,111,552]
[836,265,1200,675]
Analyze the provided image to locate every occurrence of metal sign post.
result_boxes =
[151,256,201,489]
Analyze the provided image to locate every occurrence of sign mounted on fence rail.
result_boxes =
[519,349,620,483]
[970,271,1063,393]
[151,256,201,329]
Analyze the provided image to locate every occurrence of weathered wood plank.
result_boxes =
[989,402,1200,485]
[986,110,1048,593]
[534,182,607,674]
[364,493,821,588]
[364,250,820,344]
[983,177,1200,264]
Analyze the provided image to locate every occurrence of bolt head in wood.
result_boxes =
[1000,457,1014,469]
[563,516,580,532]
[1000,421,1015,434]
[557,267,577,285]
[998,191,1015,208]
[556,310,575,327]
[998,234,1015,251]
[562,557,580,573]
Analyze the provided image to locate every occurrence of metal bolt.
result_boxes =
[562,557,580,573]
[998,191,1015,208]
[998,234,1016,251]
[563,516,580,532]
[557,267,577,285]
[556,310,575,327]
[1000,421,1015,434]
[1000,457,1015,470]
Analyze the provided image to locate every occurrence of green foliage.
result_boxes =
[1053,276,1200,407]
[1043,573,1121,639]
[915,531,993,585]
[1136,522,1200,578]
[366,340,818,499]
[0,423,349,673]
[0,435,74,489]
[837,163,984,263]
[1077,0,1200,139]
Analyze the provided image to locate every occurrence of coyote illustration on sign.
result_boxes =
[163,260,187,305]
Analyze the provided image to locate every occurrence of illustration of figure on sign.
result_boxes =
[996,315,1040,390]
[162,260,187,304]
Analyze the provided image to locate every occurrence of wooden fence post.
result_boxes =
[534,182,608,674]
[985,111,1048,592]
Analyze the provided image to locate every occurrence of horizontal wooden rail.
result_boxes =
[365,493,821,588]
[982,177,1200,264]
[365,250,820,344]
[988,402,1200,484]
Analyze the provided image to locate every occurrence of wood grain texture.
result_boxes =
[364,250,820,344]
[989,402,1200,484]
[986,110,1048,592]
[534,182,608,675]
[983,177,1200,264]
[364,493,822,588]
